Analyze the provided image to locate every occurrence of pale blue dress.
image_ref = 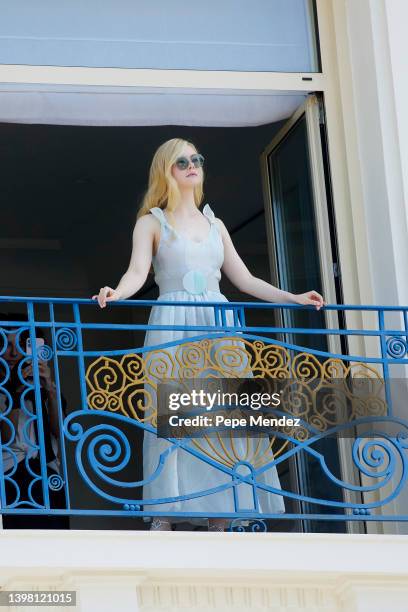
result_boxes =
[142,203,285,523]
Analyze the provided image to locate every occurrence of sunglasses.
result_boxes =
[174,153,205,171]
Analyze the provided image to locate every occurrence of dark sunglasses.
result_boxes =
[174,153,205,171]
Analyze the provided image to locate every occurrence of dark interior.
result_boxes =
[1,121,307,531]
[0,122,285,301]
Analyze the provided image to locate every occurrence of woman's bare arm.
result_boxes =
[93,215,157,307]
[217,219,324,309]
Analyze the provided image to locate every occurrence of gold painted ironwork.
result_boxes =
[86,337,387,468]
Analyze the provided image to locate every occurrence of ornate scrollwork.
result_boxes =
[86,338,387,427]
[48,474,64,491]
[85,337,388,471]
[229,519,267,532]
[38,344,53,361]
[56,328,78,351]
[386,336,408,359]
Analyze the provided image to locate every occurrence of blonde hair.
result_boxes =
[137,138,204,219]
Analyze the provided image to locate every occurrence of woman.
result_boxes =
[93,138,325,531]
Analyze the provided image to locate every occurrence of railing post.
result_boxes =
[378,308,392,415]
[213,305,221,327]
[49,302,71,510]
[27,301,50,509]
[73,303,88,411]
[233,306,246,328]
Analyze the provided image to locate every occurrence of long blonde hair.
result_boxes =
[137,138,204,219]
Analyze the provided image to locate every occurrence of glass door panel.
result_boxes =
[260,95,350,533]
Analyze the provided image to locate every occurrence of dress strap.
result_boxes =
[149,207,170,228]
[203,203,222,238]
[149,207,176,241]
[202,203,216,224]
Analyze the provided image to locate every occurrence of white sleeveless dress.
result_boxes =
[142,203,285,522]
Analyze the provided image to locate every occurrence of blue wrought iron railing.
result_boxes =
[0,296,407,530]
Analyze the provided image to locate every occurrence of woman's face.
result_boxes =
[170,144,203,189]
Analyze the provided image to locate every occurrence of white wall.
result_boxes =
[341,0,408,307]
[1,531,408,612]
[384,0,408,227]
[327,0,408,532]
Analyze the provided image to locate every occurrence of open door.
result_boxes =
[260,94,360,533]
[261,94,341,341]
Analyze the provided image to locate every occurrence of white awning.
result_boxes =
[0,85,305,127]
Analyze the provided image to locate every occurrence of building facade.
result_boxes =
[0,1,408,610]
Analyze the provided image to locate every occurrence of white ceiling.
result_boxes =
[0,85,306,127]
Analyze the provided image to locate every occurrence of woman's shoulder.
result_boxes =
[135,210,161,229]
[214,216,226,237]
[132,212,162,246]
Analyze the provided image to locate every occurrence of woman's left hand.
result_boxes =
[293,290,325,310]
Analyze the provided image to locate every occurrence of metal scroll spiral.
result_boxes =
[38,344,53,361]
[229,519,267,532]
[56,328,78,351]
[347,423,408,509]
[386,336,408,359]
[48,474,64,491]
[64,414,144,505]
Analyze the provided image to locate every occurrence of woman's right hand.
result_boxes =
[92,286,121,308]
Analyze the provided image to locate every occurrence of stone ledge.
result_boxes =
[0,530,407,578]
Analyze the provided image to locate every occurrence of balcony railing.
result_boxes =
[1,296,407,531]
